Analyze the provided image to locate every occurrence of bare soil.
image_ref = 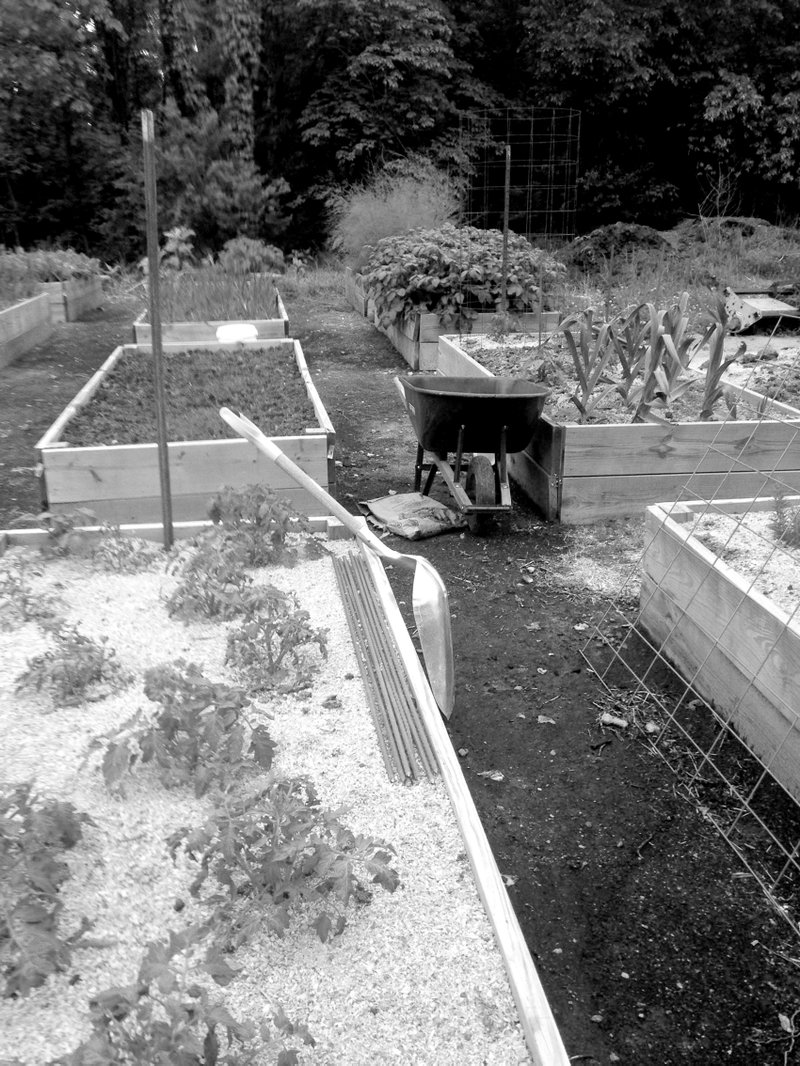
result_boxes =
[2,285,800,1065]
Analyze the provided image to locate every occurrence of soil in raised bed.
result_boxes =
[457,332,790,425]
[64,347,317,445]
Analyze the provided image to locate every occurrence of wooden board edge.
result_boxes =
[358,537,569,1066]
[0,516,349,549]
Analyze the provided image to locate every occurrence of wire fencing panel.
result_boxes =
[457,107,580,248]
[583,336,800,934]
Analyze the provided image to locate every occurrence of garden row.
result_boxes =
[0,502,551,1063]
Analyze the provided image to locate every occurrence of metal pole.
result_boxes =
[500,143,511,319]
[141,109,174,550]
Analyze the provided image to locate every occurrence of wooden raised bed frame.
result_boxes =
[132,290,289,343]
[38,275,103,323]
[438,334,800,523]
[641,497,800,805]
[0,515,569,1066]
[35,339,335,524]
[345,268,558,370]
[0,293,53,369]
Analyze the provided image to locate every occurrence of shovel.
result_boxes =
[219,407,455,718]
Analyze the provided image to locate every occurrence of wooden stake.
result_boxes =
[141,109,174,549]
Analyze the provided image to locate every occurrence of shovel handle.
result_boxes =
[219,407,411,568]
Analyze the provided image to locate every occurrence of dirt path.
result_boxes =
[2,284,799,1065]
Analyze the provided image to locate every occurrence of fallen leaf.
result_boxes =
[537,715,556,725]
[501,873,518,887]
[477,770,504,782]
[537,667,548,675]
[573,622,589,631]
[525,621,541,632]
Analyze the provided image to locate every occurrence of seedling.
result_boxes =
[0,556,63,631]
[0,782,94,996]
[17,621,133,707]
[560,307,618,422]
[225,589,328,693]
[94,660,276,797]
[53,928,261,1065]
[168,778,399,949]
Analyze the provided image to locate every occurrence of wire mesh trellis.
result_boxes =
[583,326,800,936]
[457,106,580,247]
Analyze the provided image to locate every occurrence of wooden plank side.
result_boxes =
[44,484,328,525]
[418,340,439,371]
[436,336,492,378]
[507,449,560,521]
[553,418,800,478]
[0,294,54,368]
[381,320,419,369]
[558,468,800,524]
[133,320,286,344]
[361,544,570,1066]
[640,573,800,804]
[42,436,330,502]
[642,515,800,718]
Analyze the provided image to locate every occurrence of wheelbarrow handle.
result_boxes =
[219,407,412,569]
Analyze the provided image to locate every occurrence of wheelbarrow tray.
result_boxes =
[398,375,550,455]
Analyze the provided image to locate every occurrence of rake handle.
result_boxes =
[219,407,412,569]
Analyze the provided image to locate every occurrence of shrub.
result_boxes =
[363,222,565,328]
[218,237,285,274]
[328,157,460,271]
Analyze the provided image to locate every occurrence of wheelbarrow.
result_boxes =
[395,375,550,534]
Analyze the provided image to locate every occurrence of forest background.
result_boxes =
[2,0,800,262]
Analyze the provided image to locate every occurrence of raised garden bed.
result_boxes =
[35,340,335,524]
[38,275,103,323]
[133,273,289,343]
[640,497,800,805]
[0,293,53,369]
[0,518,566,1065]
[438,332,800,523]
[346,269,558,370]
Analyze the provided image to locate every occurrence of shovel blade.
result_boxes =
[413,559,455,718]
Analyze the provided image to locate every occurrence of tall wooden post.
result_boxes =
[141,109,174,549]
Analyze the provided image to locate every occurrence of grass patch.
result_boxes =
[64,347,317,445]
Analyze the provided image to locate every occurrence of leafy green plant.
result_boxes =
[560,307,618,422]
[218,237,285,274]
[0,556,63,631]
[0,782,94,997]
[94,661,275,797]
[226,589,328,693]
[697,295,746,421]
[362,223,565,330]
[159,227,197,271]
[167,779,399,948]
[91,525,163,573]
[208,484,312,568]
[17,508,97,558]
[771,492,800,549]
[52,927,260,1065]
[165,541,260,621]
[16,621,133,708]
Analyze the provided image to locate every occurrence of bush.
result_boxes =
[328,158,460,271]
[362,223,565,328]
[218,237,285,274]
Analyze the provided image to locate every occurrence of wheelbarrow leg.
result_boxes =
[416,444,438,496]
[414,444,424,492]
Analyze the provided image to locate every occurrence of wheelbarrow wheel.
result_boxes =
[466,455,496,535]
